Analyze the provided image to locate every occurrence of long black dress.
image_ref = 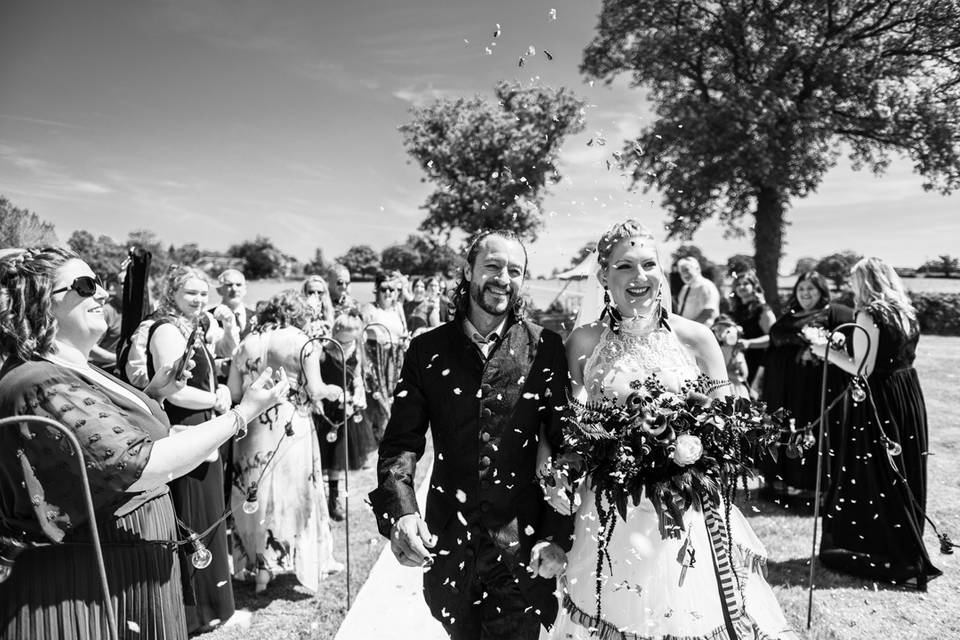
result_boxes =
[147,319,234,632]
[730,301,771,384]
[760,302,853,500]
[819,303,941,586]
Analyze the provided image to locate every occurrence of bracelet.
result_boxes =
[229,408,248,440]
[707,378,732,393]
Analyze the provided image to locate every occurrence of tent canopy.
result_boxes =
[556,250,597,280]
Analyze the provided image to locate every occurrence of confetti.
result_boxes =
[527,45,536,56]
[518,57,525,67]
[494,24,501,38]
[544,50,554,61]
[549,8,557,20]
[456,489,467,503]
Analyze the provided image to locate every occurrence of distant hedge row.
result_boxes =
[775,291,960,336]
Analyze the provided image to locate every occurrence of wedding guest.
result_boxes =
[728,269,775,383]
[228,290,343,593]
[0,247,286,640]
[302,275,335,336]
[711,314,752,398]
[327,264,359,314]
[759,271,852,502]
[403,277,441,335]
[813,257,941,587]
[315,310,376,521]
[369,231,572,639]
[676,257,720,326]
[144,265,236,633]
[361,270,408,442]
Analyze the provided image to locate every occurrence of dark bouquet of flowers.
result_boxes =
[543,374,788,539]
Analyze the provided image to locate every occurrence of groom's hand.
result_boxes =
[528,540,566,579]
[391,514,437,568]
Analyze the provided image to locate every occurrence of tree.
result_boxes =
[569,242,598,269]
[228,235,284,280]
[304,248,328,276]
[583,0,960,312]
[0,196,57,248]
[399,81,586,243]
[67,230,126,284]
[381,243,423,275]
[793,256,819,275]
[337,245,380,280]
[816,251,863,290]
[937,254,959,277]
[407,234,461,276]
[168,242,202,266]
[726,254,755,276]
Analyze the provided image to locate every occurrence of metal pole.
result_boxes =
[806,322,871,629]
[0,415,120,640]
[301,336,352,608]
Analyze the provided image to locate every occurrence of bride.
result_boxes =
[542,220,796,640]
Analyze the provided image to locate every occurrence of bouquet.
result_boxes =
[544,374,788,538]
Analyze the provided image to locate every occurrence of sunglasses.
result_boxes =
[336,280,349,286]
[379,286,398,293]
[52,275,103,297]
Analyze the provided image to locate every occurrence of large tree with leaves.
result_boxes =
[583,0,960,309]
[0,196,57,248]
[400,81,586,243]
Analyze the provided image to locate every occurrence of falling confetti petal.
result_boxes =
[456,490,467,503]
[527,45,536,56]
[127,622,141,633]
[549,8,557,20]
[518,57,525,67]
[485,47,493,55]
[544,50,554,61]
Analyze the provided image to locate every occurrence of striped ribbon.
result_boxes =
[700,492,744,628]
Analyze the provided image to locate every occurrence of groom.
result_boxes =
[369,230,573,640]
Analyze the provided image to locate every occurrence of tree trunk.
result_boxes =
[753,187,786,315]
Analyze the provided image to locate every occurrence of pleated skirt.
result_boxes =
[0,491,188,640]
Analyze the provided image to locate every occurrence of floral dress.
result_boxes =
[549,321,794,640]
[230,329,338,590]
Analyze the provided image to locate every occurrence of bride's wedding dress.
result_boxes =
[549,320,794,640]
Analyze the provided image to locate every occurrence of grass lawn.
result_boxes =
[201,336,959,640]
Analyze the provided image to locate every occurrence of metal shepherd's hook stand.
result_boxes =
[0,415,121,640]
[300,335,352,608]
[806,322,871,629]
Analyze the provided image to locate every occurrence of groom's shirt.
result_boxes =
[463,316,507,359]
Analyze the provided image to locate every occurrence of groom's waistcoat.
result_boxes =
[370,313,574,622]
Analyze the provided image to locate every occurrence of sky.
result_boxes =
[1,0,957,276]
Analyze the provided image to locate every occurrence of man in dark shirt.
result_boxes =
[370,231,572,640]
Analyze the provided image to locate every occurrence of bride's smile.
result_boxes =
[601,238,662,317]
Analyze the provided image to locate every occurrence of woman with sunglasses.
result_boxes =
[0,247,288,640]
[360,270,408,443]
[139,265,239,633]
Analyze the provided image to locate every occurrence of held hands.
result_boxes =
[391,514,437,568]
[238,367,290,418]
[142,355,195,401]
[528,540,566,579]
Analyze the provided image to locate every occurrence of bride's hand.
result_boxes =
[538,456,583,516]
[528,540,566,579]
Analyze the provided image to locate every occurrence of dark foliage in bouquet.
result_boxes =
[551,374,788,538]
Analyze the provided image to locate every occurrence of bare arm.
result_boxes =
[128,369,289,491]
[149,323,218,409]
[673,315,729,397]
[813,310,879,377]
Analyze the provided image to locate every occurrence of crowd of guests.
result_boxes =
[0,246,456,638]
[0,244,941,639]
[675,257,939,589]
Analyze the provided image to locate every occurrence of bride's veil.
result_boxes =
[571,236,673,330]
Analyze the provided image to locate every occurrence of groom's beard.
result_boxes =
[470,281,518,317]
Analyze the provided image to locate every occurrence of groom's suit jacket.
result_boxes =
[369,311,574,628]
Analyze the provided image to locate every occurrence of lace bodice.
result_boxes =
[583,324,700,404]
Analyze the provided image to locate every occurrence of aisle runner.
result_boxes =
[334,462,447,640]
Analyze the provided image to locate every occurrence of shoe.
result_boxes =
[254,568,273,594]
[328,495,345,522]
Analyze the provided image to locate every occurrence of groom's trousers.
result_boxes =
[425,531,542,640]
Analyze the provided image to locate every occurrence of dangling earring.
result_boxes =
[601,287,621,333]
[655,285,668,325]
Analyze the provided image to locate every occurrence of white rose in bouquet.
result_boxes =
[672,434,704,466]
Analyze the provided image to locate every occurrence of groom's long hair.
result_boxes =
[449,229,529,320]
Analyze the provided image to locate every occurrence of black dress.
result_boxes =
[819,303,941,585]
[730,301,770,384]
[147,319,234,632]
[316,348,376,473]
[760,303,853,498]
